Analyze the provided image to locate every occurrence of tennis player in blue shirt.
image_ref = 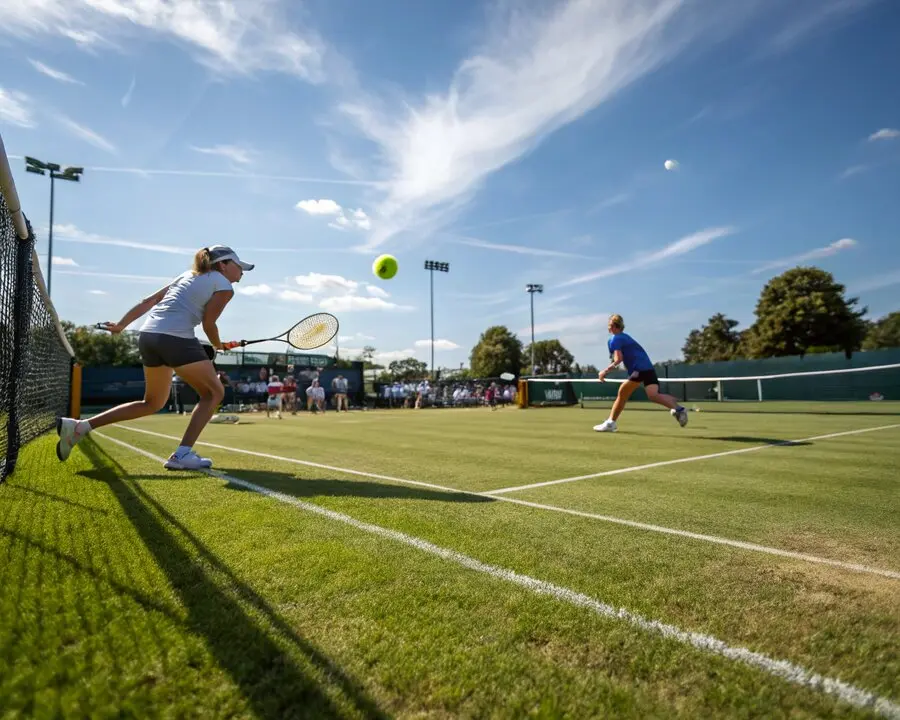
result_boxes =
[595,314,688,432]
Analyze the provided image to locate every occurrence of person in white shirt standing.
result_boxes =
[54,245,253,470]
[266,374,284,419]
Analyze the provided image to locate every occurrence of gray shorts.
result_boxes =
[139,332,210,368]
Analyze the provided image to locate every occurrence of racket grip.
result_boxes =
[222,341,241,351]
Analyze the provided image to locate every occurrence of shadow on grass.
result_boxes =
[79,438,389,720]
[626,431,813,446]
[4,484,111,514]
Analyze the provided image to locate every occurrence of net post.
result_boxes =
[517,379,527,408]
[716,380,723,402]
[756,378,763,402]
[70,361,82,419]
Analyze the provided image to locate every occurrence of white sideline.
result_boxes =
[105,424,900,581]
[484,424,900,495]
[92,431,900,719]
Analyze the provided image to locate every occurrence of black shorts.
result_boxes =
[627,368,660,387]
[139,332,211,368]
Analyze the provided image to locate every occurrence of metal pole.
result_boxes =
[47,174,55,297]
[530,290,535,374]
[428,270,434,382]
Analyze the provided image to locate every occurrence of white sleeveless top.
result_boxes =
[140,270,232,339]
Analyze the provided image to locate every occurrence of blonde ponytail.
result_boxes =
[192,247,212,275]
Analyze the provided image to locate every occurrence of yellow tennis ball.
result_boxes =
[373,254,398,280]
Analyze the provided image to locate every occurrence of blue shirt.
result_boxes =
[608,332,653,373]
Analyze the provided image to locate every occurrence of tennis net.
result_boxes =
[523,363,900,408]
[0,132,76,482]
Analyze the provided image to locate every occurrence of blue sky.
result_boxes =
[1,0,899,370]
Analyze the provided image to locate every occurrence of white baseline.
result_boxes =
[94,432,900,719]
[106,424,900,580]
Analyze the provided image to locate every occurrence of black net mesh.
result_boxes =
[0,191,72,481]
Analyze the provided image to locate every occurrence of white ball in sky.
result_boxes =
[664,159,679,171]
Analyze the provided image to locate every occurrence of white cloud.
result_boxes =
[0,0,324,81]
[751,238,857,275]
[365,284,390,298]
[298,199,371,231]
[28,59,83,84]
[339,332,376,342]
[295,272,358,294]
[0,87,34,127]
[53,269,171,283]
[414,339,459,350]
[560,226,736,287]
[53,224,192,255]
[278,290,313,303]
[190,144,253,164]
[374,349,417,363]
[454,237,590,258]
[52,256,78,266]
[868,128,899,142]
[339,0,729,250]
[58,116,117,153]
[297,198,342,215]
[236,283,273,296]
[319,295,412,312]
[88,289,108,295]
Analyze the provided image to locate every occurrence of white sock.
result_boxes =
[175,445,192,458]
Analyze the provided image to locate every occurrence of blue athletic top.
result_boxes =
[608,332,653,373]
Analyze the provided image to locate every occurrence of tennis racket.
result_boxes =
[93,323,217,361]
[222,312,339,352]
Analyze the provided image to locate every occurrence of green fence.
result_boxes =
[527,348,900,405]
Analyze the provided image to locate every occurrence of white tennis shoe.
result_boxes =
[593,419,617,432]
[164,450,213,470]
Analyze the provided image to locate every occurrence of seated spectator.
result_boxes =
[306,379,326,413]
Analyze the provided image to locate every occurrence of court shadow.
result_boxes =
[6,484,111,515]
[79,438,389,720]
[221,470,494,505]
[702,436,812,446]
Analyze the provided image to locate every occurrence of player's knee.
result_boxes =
[147,394,168,412]
[645,385,659,398]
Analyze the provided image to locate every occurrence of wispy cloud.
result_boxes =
[765,0,878,54]
[366,284,390,299]
[88,290,108,295]
[0,0,325,81]
[453,237,593,259]
[53,270,171,284]
[53,224,192,255]
[279,290,313,303]
[121,75,136,107]
[191,144,254,165]
[848,269,900,294]
[560,226,737,287]
[28,59,83,85]
[58,116,117,153]
[750,237,857,275]
[455,208,572,233]
[83,165,378,185]
[588,192,631,214]
[52,256,78,266]
[319,295,413,312]
[0,87,34,127]
[839,164,869,179]
[340,0,729,250]
[414,339,459,351]
[868,128,900,142]
[520,313,611,337]
[235,284,273,296]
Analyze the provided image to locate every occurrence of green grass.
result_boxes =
[1,402,898,718]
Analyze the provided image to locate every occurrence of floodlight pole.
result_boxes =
[424,260,450,380]
[24,157,83,298]
[526,283,543,374]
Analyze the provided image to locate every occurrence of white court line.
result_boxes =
[105,424,900,580]
[92,431,900,719]
[483,424,900,495]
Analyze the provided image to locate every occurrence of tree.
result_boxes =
[387,357,428,381]
[470,325,523,378]
[682,313,742,363]
[523,339,574,375]
[743,267,868,359]
[62,320,141,366]
[862,312,900,350]
[355,345,383,370]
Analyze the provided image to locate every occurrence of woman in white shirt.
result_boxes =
[55,245,253,470]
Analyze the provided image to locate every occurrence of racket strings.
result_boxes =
[287,313,339,350]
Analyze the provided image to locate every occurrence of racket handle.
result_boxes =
[222,341,241,351]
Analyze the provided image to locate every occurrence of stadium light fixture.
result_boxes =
[424,260,450,379]
[526,283,544,374]
[24,156,83,297]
